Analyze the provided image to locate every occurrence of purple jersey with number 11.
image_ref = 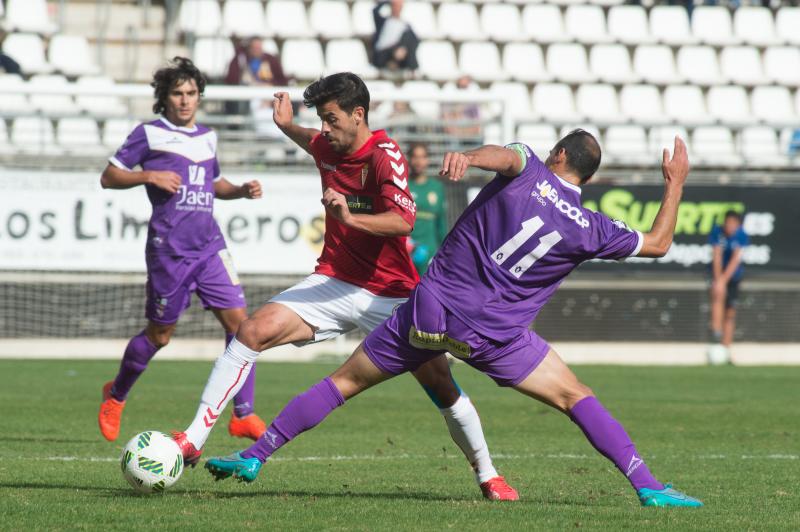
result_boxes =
[420,144,643,343]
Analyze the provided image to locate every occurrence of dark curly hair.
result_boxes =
[151,57,207,115]
[303,72,370,124]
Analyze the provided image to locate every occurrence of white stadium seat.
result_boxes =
[103,119,139,150]
[325,39,377,79]
[28,74,79,115]
[351,0,375,38]
[488,81,532,119]
[222,0,268,38]
[417,41,459,82]
[604,125,652,165]
[521,5,569,44]
[1,33,54,74]
[740,126,781,165]
[438,4,484,41]
[459,42,507,82]
[649,125,691,155]
[401,2,441,40]
[664,85,712,126]
[620,85,668,125]
[481,4,524,43]
[309,1,353,39]
[763,47,800,87]
[266,0,314,39]
[590,44,640,84]
[633,45,682,85]
[49,35,100,77]
[57,117,103,154]
[76,76,127,117]
[517,124,558,160]
[751,86,797,126]
[0,74,34,115]
[607,5,654,45]
[720,46,766,87]
[531,83,581,123]
[692,126,741,166]
[692,6,740,46]
[11,117,59,155]
[546,44,595,84]
[734,6,780,47]
[502,43,552,83]
[3,0,57,34]
[281,39,325,80]
[178,0,223,37]
[676,46,725,86]
[575,84,623,125]
[402,80,441,119]
[776,7,800,46]
[191,37,235,79]
[650,6,697,46]
[707,86,754,126]
[564,5,613,44]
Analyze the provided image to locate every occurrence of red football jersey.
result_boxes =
[309,129,419,297]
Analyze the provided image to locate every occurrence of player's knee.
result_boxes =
[236,318,265,350]
[555,382,593,412]
[147,330,171,349]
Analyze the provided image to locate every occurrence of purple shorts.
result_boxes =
[145,249,246,324]
[363,285,550,387]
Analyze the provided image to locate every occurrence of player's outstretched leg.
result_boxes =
[412,356,518,501]
[513,349,703,508]
[98,325,166,441]
[175,304,316,464]
[206,344,393,482]
[219,329,267,441]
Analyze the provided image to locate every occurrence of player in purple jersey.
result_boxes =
[97,57,266,443]
[205,131,703,507]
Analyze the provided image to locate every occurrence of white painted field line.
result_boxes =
[3,452,796,464]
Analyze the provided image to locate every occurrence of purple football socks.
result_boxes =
[241,377,345,462]
[230,333,257,418]
[569,396,664,491]
[110,330,160,401]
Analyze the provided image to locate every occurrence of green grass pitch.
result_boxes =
[1,359,798,530]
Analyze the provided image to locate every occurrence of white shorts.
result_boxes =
[269,273,407,346]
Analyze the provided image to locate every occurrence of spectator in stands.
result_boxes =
[407,143,448,275]
[371,0,419,74]
[225,36,289,137]
[441,75,482,146]
[708,210,749,350]
[0,32,21,75]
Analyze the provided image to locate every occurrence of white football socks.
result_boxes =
[440,395,499,484]
[184,338,259,449]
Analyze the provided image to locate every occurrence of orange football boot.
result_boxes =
[98,381,125,442]
[228,413,267,441]
[480,476,520,501]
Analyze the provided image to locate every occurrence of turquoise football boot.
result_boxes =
[205,452,262,483]
[638,484,704,507]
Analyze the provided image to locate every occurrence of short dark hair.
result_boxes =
[407,142,428,157]
[303,72,370,124]
[553,129,601,184]
[725,210,743,222]
[151,57,207,115]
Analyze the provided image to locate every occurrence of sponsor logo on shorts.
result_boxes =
[409,326,471,359]
[532,179,590,229]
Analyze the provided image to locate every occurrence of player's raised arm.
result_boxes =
[100,163,181,194]
[439,145,525,181]
[638,136,689,258]
[273,92,319,155]
[214,178,262,200]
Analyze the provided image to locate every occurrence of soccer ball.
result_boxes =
[120,431,183,493]
[706,344,731,366]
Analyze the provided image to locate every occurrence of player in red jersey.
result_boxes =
[174,73,516,500]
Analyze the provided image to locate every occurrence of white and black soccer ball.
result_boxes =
[706,344,731,366]
[120,431,183,493]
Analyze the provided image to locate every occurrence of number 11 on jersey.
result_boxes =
[491,216,562,278]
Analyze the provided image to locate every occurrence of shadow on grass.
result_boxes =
[0,481,130,494]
